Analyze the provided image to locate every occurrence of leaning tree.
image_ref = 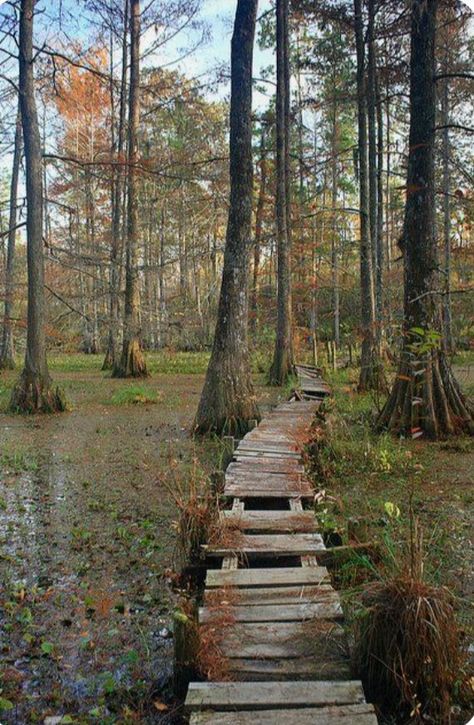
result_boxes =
[377,0,472,438]
[10,0,66,413]
[194,0,260,435]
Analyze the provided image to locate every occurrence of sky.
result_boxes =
[141,0,275,109]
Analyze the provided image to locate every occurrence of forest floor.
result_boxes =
[0,352,283,724]
[0,351,472,723]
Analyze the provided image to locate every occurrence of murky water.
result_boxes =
[0,374,227,723]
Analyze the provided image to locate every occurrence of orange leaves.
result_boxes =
[54,46,111,161]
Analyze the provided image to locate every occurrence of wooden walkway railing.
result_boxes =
[185,365,377,724]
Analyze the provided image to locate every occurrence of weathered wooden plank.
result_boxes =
[199,600,343,623]
[274,401,320,411]
[225,471,305,485]
[233,453,301,463]
[235,446,300,458]
[227,656,352,682]
[190,704,377,724]
[204,533,325,558]
[203,584,336,606]
[227,460,304,474]
[205,566,329,588]
[224,483,313,498]
[223,489,311,500]
[223,488,312,500]
[244,430,297,440]
[220,621,347,659]
[185,680,366,711]
[235,441,301,451]
[220,510,316,533]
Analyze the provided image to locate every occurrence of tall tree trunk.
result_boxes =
[103,0,129,370]
[0,104,22,370]
[158,206,166,348]
[330,101,340,350]
[376,75,384,340]
[377,0,472,438]
[269,0,294,384]
[10,0,66,413]
[441,51,453,353]
[367,0,378,291]
[354,0,380,391]
[250,122,267,337]
[194,0,260,435]
[113,0,147,377]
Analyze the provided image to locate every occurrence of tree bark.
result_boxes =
[367,0,378,300]
[194,0,260,435]
[103,0,129,370]
[0,104,22,370]
[10,0,66,413]
[376,74,384,340]
[269,0,294,385]
[250,121,267,337]
[113,0,148,378]
[330,100,340,350]
[354,0,380,391]
[377,0,472,438]
[441,49,453,353]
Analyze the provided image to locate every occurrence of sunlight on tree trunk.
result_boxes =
[113,0,148,379]
[10,0,67,414]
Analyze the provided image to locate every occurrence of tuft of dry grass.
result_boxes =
[354,574,463,721]
[162,456,218,569]
[207,517,245,554]
[197,587,237,681]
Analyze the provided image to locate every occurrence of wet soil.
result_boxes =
[0,362,281,724]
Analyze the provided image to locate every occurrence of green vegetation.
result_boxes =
[109,384,160,406]
[305,366,473,721]
[0,444,39,473]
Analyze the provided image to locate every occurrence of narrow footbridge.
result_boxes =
[185,365,377,724]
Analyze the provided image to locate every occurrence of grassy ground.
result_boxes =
[308,359,474,721]
[0,352,283,724]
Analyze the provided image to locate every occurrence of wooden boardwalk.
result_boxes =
[185,366,377,724]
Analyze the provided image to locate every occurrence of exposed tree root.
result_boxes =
[9,370,68,414]
[101,341,115,371]
[268,350,294,386]
[377,349,473,438]
[112,337,148,378]
[358,338,386,393]
[194,356,260,436]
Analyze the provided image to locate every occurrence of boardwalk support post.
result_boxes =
[173,602,199,699]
